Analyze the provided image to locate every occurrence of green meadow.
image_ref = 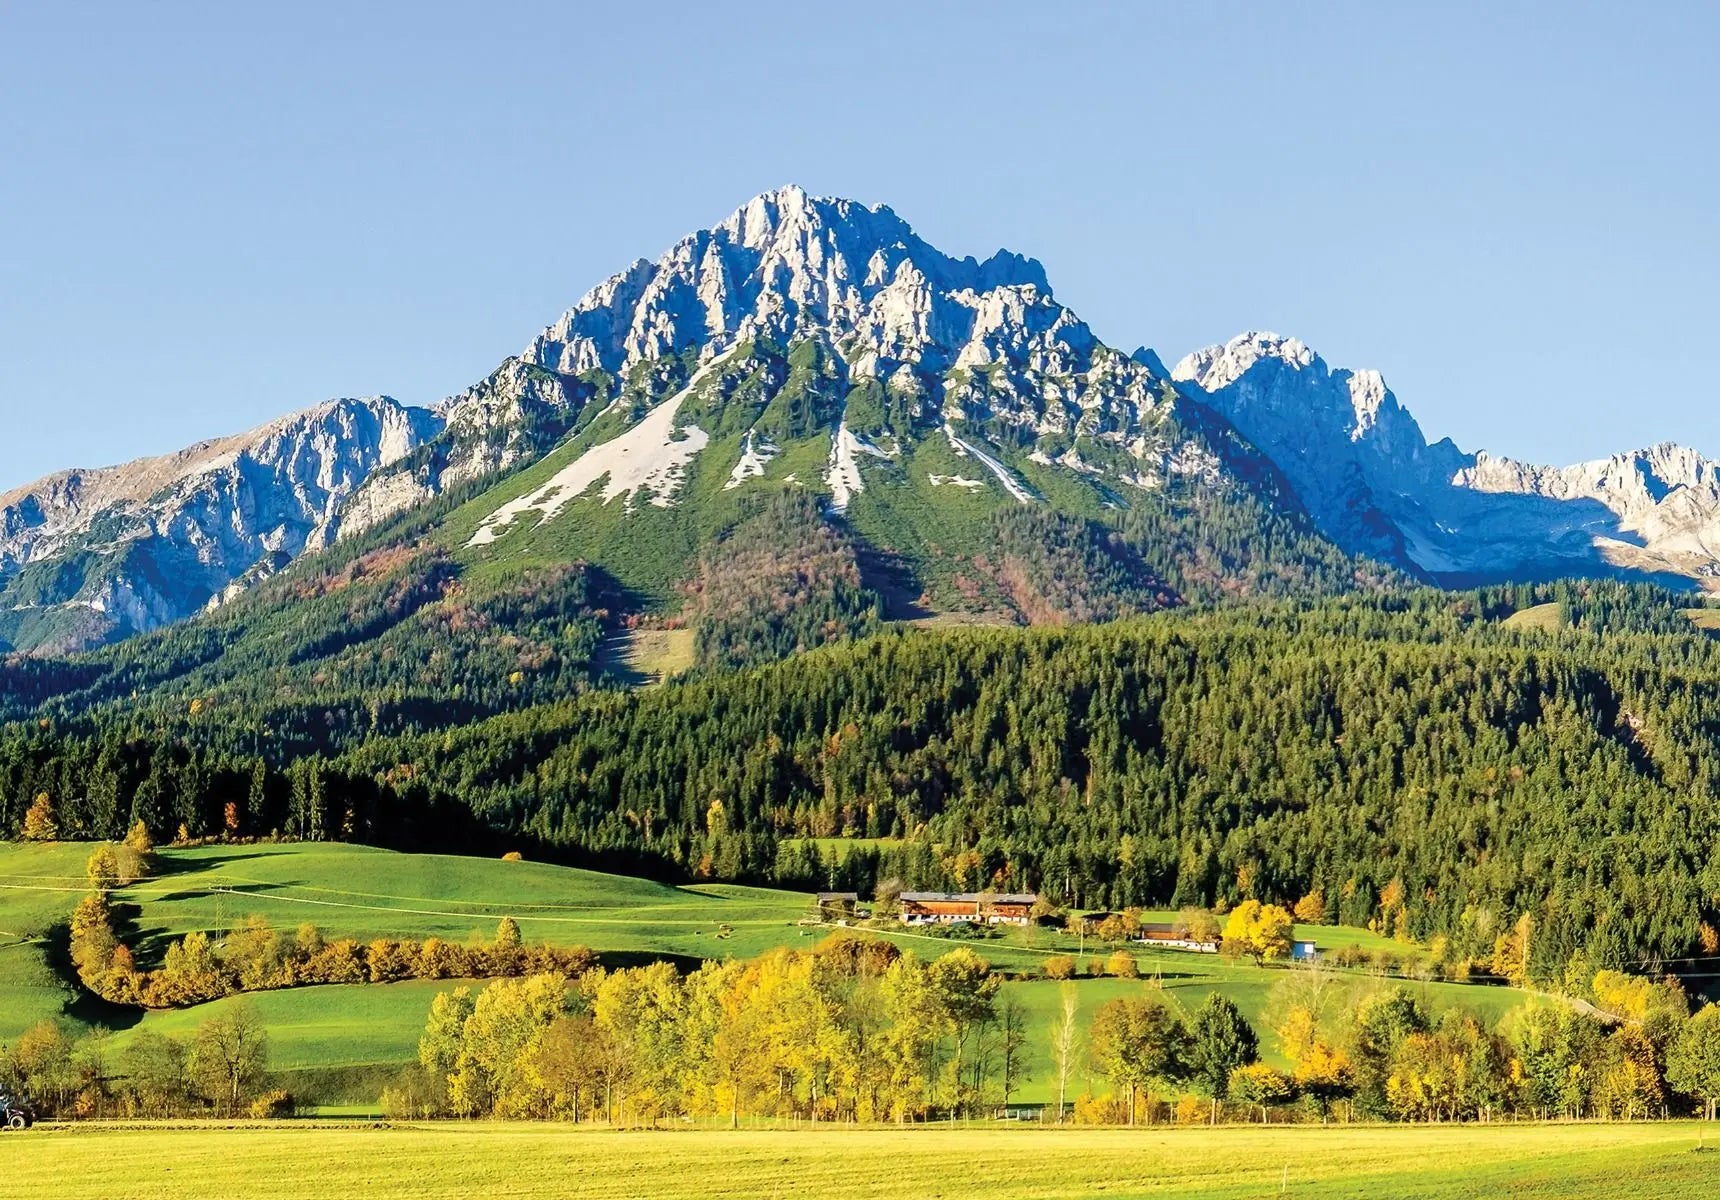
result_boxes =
[2,841,1544,1106]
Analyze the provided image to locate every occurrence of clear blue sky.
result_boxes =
[3,2,1715,489]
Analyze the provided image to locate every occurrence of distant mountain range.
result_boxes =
[5,185,1717,654]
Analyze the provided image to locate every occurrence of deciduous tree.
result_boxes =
[1188,993,1258,1123]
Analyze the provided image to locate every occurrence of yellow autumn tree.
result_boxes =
[124,819,154,858]
[86,845,122,891]
[1221,900,1294,965]
[1490,913,1533,987]
[20,792,57,841]
[1293,890,1327,924]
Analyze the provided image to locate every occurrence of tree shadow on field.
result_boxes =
[595,949,704,973]
[39,919,145,1033]
[151,850,283,877]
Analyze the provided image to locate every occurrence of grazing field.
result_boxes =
[0,841,815,1043]
[1685,606,1720,632]
[3,1122,1716,1200]
[2,841,1545,1105]
[109,843,812,966]
[117,979,472,1067]
[0,842,113,1036]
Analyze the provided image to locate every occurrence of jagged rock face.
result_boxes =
[525,185,1053,379]
[1175,332,1720,584]
[1172,333,1463,566]
[15,186,1720,655]
[0,398,438,652]
[340,358,591,539]
[364,186,1239,543]
[1453,445,1720,579]
[513,184,1213,462]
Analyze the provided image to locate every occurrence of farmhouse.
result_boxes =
[898,892,1037,926]
[1135,922,1220,953]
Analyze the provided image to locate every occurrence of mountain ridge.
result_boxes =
[5,185,1718,654]
[1172,330,1720,585]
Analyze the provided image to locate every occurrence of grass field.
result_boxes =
[1,841,1546,1105]
[4,1122,1717,1200]
[0,842,108,1035]
[1501,602,1566,632]
[0,842,817,1044]
[110,843,813,966]
[1505,604,1720,637]
[1685,606,1720,632]
[598,626,698,683]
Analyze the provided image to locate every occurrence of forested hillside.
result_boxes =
[3,578,1718,981]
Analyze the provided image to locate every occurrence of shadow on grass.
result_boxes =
[38,919,145,1033]
[141,850,283,879]
[594,949,704,973]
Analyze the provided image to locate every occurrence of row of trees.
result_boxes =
[390,934,1720,1126]
[70,872,595,1009]
[391,938,1019,1124]
[0,1007,279,1119]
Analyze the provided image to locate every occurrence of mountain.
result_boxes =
[0,399,438,653]
[345,185,1252,541]
[1173,332,1720,586]
[6,186,1717,658]
[397,184,1356,623]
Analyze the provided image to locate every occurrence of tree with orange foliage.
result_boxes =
[20,793,57,841]
[1293,890,1327,924]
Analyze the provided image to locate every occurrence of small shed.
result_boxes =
[816,891,861,919]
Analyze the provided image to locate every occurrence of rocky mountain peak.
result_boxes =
[523,187,1053,380]
[1174,331,1316,390]
[1172,332,1419,447]
[1172,331,1720,585]
[15,189,1720,656]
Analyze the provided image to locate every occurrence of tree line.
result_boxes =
[0,1005,282,1120]
[389,933,1720,1126]
[67,843,595,1009]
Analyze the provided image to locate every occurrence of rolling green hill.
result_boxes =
[114,843,814,966]
[1,841,1548,1106]
[0,842,96,1036]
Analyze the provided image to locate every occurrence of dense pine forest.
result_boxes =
[4,548,1720,986]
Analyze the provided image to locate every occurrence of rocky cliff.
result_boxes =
[0,398,438,651]
[8,188,1719,654]
[1174,332,1720,584]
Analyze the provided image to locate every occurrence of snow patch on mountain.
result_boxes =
[467,371,715,546]
[945,425,1036,504]
[724,429,780,491]
[825,423,868,515]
